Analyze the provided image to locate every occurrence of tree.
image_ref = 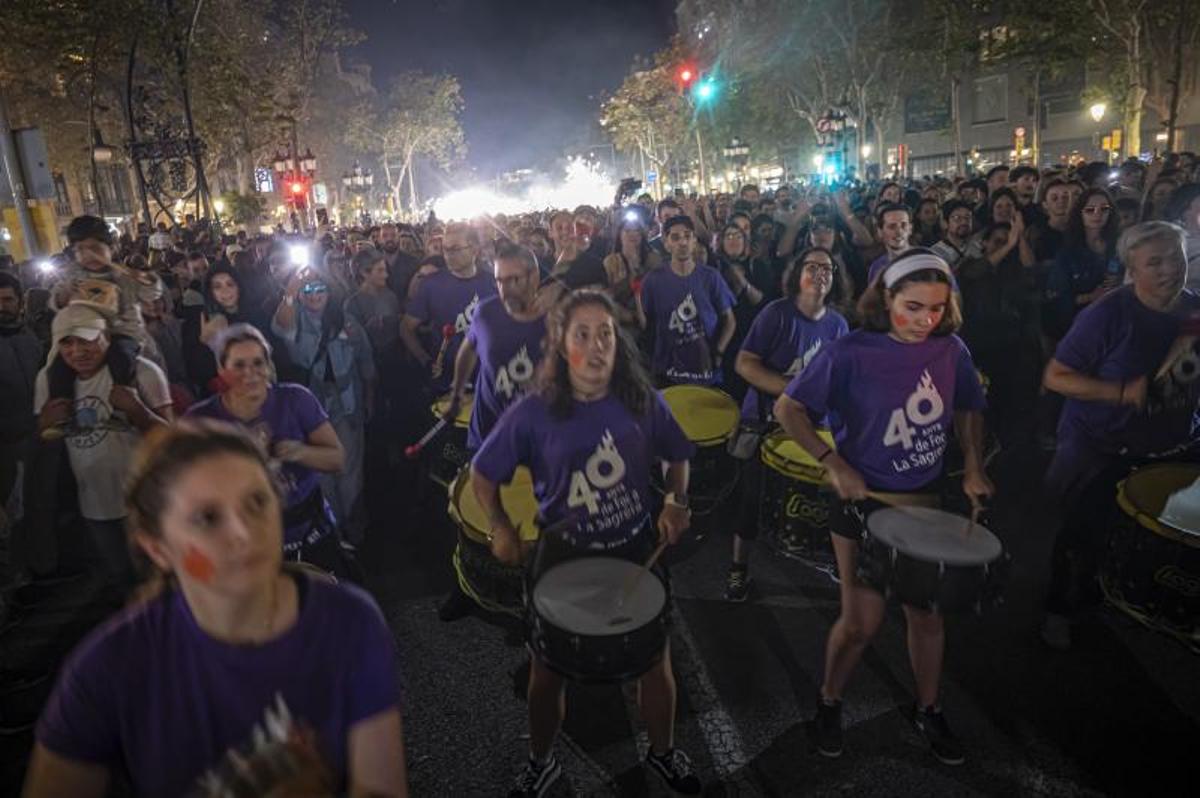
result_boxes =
[599,56,691,192]
[346,72,466,213]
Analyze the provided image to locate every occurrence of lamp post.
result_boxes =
[1088,102,1110,163]
[271,113,317,232]
[341,161,373,225]
[722,137,750,190]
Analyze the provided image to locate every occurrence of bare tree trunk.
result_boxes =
[1030,69,1042,166]
[236,153,250,195]
[874,122,885,179]
[950,76,964,176]
[1166,0,1186,152]
[407,154,419,214]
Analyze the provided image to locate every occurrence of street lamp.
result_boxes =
[861,144,872,159]
[213,198,226,215]
[1089,102,1107,123]
[299,149,317,175]
[91,129,115,164]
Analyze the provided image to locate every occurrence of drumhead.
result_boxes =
[449,466,540,545]
[761,429,835,483]
[532,557,666,636]
[431,393,473,428]
[1119,463,1200,540]
[866,507,1002,566]
[661,386,738,446]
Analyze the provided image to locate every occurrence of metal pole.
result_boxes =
[694,126,707,195]
[125,36,153,227]
[0,92,40,258]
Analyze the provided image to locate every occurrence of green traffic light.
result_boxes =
[694,79,717,102]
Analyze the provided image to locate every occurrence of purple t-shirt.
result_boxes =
[407,268,498,392]
[640,264,735,385]
[784,330,986,491]
[738,298,848,421]
[473,392,695,548]
[465,296,547,450]
[186,384,330,548]
[1049,287,1200,492]
[36,573,401,797]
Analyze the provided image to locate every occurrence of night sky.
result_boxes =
[345,0,674,178]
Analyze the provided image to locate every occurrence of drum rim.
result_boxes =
[865,506,1004,565]
[760,429,834,481]
[448,466,540,545]
[1117,463,1200,547]
[531,555,668,636]
[660,385,739,444]
[430,392,473,428]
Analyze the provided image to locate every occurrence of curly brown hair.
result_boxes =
[536,289,654,419]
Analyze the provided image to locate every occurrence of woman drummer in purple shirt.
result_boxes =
[23,420,407,797]
[472,290,702,798]
[774,248,993,766]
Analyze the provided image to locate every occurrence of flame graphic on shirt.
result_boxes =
[906,369,944,426]
[786,339,823,376]
[586,429,626,489]
[455,294,481,334]
[673,293,698,323]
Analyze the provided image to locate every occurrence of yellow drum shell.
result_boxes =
[449,465,541,545]
[761,429,836,484]
[1117,463,1200,549]
[661,385,739,447]
[431,393,473,429]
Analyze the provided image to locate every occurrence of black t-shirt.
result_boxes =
[555,252,609,290]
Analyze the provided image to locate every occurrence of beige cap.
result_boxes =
[52,303,108,343]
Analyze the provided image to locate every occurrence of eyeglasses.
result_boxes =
[801,261,836,275]
[1083,205,1112,215]
[948,213,973,223]
[300,283,328,294]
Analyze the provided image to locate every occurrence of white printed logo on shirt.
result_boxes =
[455,294,481,334]
[785,339,823,377]
[884,369,948,472]
[494,344,536,400]
[668,293,699,334]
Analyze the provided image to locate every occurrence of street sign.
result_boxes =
[816,118,832,133]
[646,171,657,184]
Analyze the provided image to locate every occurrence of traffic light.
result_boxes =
[678,66,695,85]
[694,77,718,104]
[290,181,305,195]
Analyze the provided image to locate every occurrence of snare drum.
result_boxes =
[529,556,669,683]
[1101,463,1200,650]
[428,393,474,487]
[660,385,739,515]
[859,506,1006,613]
[447,465,540,615]
[758,429,836,565]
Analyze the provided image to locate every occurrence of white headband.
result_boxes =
[882,251,952,288]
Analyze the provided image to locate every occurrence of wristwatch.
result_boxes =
[664,492,690,510]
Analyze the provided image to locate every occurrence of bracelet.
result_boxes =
[817,447,834,463]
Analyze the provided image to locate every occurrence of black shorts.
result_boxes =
[828,486,941,541]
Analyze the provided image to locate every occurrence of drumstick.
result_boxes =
[404,417,449,459]
[611,539,670,625]
[963,501,981,537]
[431,323,456,379]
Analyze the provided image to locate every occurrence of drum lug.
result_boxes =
[571,635,581,652]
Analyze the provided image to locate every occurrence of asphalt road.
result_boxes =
[2,441,1197,797]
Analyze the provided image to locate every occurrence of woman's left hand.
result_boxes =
[657,504,691,545]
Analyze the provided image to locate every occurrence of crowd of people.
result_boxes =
[0,149,1197,797]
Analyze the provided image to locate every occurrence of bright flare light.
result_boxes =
[37,260,55,273]
[1089,102,1107,123]
[812,153,825,168]
[432,158,616,221]
[213,198,226,214]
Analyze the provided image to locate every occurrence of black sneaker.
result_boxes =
[813,699,843,757]
[724,566,751,602]
[645,748,701,795]
[437,584,475,622]
[509,755,561,798]
[910,704,965,765]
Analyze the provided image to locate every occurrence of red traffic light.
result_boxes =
[679,67,694,84]
[290,181,305,195]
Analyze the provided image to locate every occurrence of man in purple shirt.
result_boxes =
[1040,221,1200,649]
[638,215,736,386]
[400,223,498,393]
[438,243,548,621]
